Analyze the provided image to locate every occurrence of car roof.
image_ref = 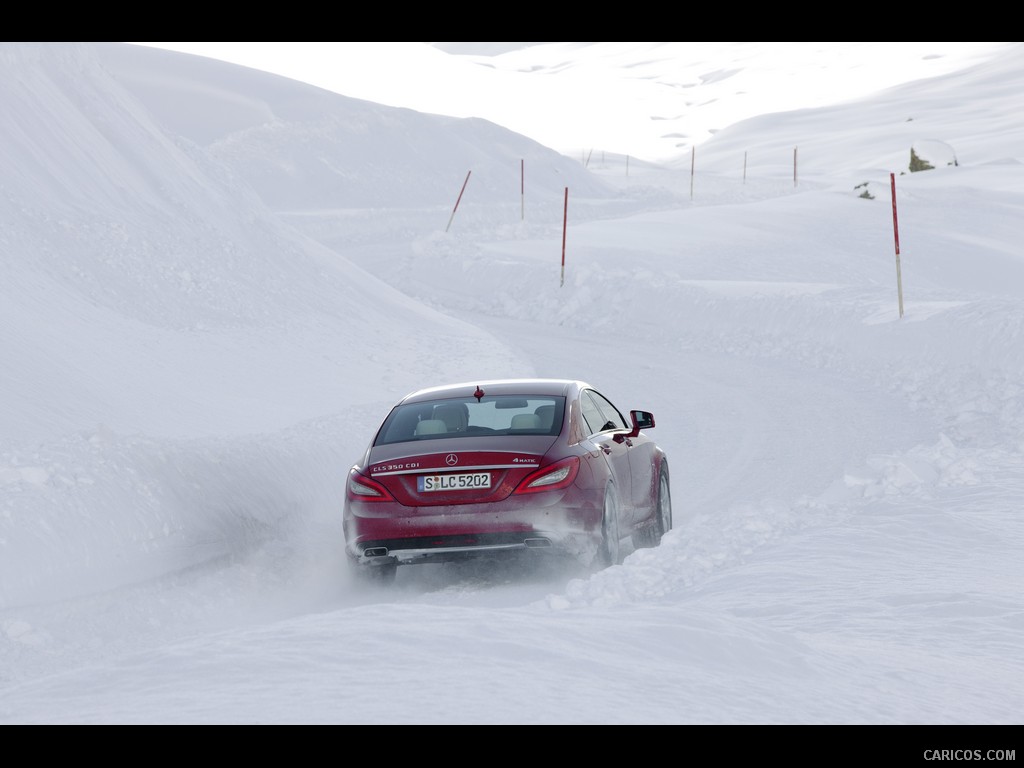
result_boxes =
[398,378,587,405]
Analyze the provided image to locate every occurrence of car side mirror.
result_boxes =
[614,410,655,442]
[631,410,654,430]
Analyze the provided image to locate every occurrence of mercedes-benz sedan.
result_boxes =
[343,378,671,584]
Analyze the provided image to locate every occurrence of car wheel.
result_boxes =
[596,485,621,569]
[654,466,672,539]
[632,465,672,549]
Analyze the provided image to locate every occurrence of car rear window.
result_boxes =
[375,396,565,444]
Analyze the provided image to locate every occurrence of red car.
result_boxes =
[343,378,672,584]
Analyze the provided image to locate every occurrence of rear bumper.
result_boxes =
[344,490,603,567]
[350,531,566,567]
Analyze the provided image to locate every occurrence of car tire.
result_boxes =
[633,464,672,549]
[597,485,621,569]
[654,466,672,539]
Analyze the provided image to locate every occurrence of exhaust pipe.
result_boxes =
[364,547,389,557]
[524,538,551,549]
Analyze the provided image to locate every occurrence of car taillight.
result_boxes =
[514,456,580,494]
[347,469,395,502]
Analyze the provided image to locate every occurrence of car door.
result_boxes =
[579,389,634,521]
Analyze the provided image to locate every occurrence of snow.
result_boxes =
[1,41,1023,726]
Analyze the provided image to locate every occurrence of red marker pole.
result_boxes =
[891,172,904,318]
[560,187,568,287]
[446,170,471,233]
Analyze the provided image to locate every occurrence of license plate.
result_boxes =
[418,472,491,492]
